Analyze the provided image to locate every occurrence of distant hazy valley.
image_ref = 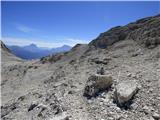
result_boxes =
[7,43,71,60]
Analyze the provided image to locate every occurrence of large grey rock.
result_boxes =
[114,81,139,106]
[83,74,113,97]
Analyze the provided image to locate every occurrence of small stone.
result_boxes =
[150,107,155,111]
[108,117,114,120]
[137,84,142,90]
[157,97,160,100]
[68,90,75,94]
[97,67,105,75]
[143,106,150,114]
[28,102,38,112]
[127,73,132,77]
[115,107,121,111]
[152,112,160,119]
[150,116,155,120]
[116,115,122,120]
[149,88,154,93]
[61,116,70,120]
[132,74,138,79]
[130,102,139,110]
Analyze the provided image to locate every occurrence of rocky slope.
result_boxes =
[1,15,160,120]
[90,14,160,49]
[1,41,23,65]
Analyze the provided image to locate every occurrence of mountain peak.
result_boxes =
[29,43,37,47]
[61,45,71,48]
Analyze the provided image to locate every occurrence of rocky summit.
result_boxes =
[1,14,160,120]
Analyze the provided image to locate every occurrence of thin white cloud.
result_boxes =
[15,24,36,33]
[65,38,89,46]
[2,37,89,48]
[66,38,88,43]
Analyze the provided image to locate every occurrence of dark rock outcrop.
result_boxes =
[83,74,113,98]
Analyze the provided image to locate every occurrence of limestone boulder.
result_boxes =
[114,81,139,106]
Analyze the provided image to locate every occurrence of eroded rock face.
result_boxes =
[114,81,139,107]
[83,74,113,97]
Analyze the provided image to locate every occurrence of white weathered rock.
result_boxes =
[130,102,139,110]
[149,116,155,120]
[143,106,155,114]
[114,81,139,106]
[127,73,132,77]
[83,74,113,97]
[152,112,160,119]
[143,106,150,114]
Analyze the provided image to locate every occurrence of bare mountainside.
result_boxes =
[1,15,160,120]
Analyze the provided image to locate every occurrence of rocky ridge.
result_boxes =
[90,14,160,49]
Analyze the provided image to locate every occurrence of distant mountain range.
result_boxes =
[7,44,71,60]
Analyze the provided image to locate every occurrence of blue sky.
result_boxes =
[2,1,160,48]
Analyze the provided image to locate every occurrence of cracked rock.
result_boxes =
[114,81,139,107]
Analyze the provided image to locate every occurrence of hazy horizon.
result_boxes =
[5,42,72,49]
